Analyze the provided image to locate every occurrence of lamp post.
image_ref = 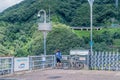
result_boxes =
[38,9,52,68]
[38,9,52,56]
[88,0,94,54]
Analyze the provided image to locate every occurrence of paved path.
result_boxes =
[1,69,120,80]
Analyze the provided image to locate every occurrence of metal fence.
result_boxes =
[0,57,13,75]
[62,55,89,69]
[89,52,120,71]
[0,55,55,76]
[0,52,120,76]
[29,55,55,70]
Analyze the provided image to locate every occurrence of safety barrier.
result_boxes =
[29,55,55,70]
[89,52,120,71]
[0,57,14,75]
[0,52,120,76]
[0,55,55,76]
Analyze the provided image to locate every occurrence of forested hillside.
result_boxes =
[0,0,120,56]
[0,0,119,26]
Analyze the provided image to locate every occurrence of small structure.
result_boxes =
[70,50,90,69]
[70,50,89,55]
[71,27,102,31]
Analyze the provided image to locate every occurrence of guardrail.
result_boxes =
[29,55,55,70]
[0,55,56,76]
[0,57,14,75]
[89,52,120,71]
[0,52,120,76]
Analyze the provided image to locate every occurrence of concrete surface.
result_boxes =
[1,69,120,80]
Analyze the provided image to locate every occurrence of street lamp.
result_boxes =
[88,0,94,54]
[38,9,52,56]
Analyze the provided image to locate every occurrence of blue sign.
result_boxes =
[90,41,93,46]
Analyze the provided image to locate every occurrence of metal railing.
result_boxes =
[62,55,88,69]
[0,57,14,75]
[29,55,55,70]
[0,55,56,76]
[89,52,120,71]
[0,52,120,76]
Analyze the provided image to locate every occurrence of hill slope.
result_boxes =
[0,0,119,26]
[0,0,120,56]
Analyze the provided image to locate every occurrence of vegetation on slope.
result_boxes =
[0,0,120,56]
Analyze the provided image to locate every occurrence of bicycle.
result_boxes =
[62,55,84,70]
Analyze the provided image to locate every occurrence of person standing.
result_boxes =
[55,49,62,68]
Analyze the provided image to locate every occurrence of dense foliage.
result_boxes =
[27,23,84,55]
[0,0,120,56]
[0,0,120,26]
[75,28,120,51]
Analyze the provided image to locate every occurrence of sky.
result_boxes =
[0,0,23,12]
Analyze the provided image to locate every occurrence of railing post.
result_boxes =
[90,52,93,70]
[95,52,97,70]
[42,55,46,69]
[97,52,100,70]
[101,52,104,70]
[113,51,116,71]
[87,51,90,70]
[53,55,56,68]
[51,55,54,68]
[28,56,32,71]
[11,57,14,74]
[105,52,107,70]
[109,52,111,70]
[116,51,119,71]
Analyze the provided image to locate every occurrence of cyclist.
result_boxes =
[55,49,62,69]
